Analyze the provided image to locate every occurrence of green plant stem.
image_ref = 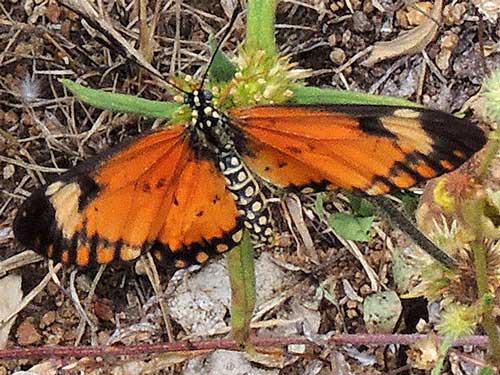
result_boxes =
[476,131,500,180]
[472,238,500,365]
[471,124,500,366]
[431,336,454,375]
[467,197,500,365]
[227,230,256,350]
[246,0,277,55]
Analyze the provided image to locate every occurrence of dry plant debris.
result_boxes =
[0,275,22,349]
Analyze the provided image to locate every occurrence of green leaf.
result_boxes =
[347,193,374,217]
[314,193,324,217]
[479,367,495,375]
[60,79,180,119]
[208,36,237,83]
[328,212,374,242]
[291,86,420,107]
[396,191,419,215]
[363,290,402,333]
[227,230,256,349]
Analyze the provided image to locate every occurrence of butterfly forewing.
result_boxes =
[230,104,486,194]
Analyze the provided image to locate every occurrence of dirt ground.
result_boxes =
[0,0,499,374]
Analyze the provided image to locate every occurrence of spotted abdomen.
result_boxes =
[218,152,273,244]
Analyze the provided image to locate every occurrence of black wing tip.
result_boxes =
[13,188,55,251]
[418,109,487,155]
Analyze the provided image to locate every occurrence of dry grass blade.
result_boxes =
[362,0,443,66]
[333,233,380,291]
[283,194,318,264]
[0,155,66,174]
[143,253,175,342]
[57,0,168,85]
[0,251,44,277]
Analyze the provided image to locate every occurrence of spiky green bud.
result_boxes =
[436,304,479,338]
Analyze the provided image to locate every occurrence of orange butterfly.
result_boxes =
[13,88,486,270]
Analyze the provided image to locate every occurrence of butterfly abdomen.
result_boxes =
[218,152,274,244]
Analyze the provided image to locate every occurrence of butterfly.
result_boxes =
[13,86,486,271]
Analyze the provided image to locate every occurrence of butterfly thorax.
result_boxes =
[185,89,274,244]
[185,90,234,153]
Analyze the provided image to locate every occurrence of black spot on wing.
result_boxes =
[50,230,63,260]
[77,176,100,211]
[358,117,397,138]
[156,178,167,189]
[68,235,78,264]
[115,239,124,255]
[89,234,99,260]
[286,146,302,154]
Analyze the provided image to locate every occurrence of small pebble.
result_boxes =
[436,49,452,71]
[341,29,352,46]
[40,311,56,328]
[347,309,358,319]
[440,31,459,50]
[17,320,42,346]
[328,33,338,47]
[395,9,409,28]
[4,111,18,126]
[330,48,346,65]
[352,11,373,32]
[44,2,61,23]
[359,284,372,296]
[406,2,433,26]
[47,281,60,296]
[3,165,15,180]
[346,300,358,309]
[443,2,468,26]
[94,297,115,322]
[349,0,362,10]
[363,0,374,14]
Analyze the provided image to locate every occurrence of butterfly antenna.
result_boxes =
[199,7,241,89]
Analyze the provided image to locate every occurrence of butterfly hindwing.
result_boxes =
[230,104,486,194]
